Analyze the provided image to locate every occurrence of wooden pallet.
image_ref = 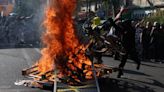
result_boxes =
[21,64,118,91]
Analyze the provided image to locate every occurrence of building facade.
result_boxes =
[130,0,164,19]
[0,0,15,16]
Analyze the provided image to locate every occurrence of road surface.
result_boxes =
[0,48,164,92]
[0,48,49,92]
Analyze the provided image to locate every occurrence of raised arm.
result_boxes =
[114,6,124,21]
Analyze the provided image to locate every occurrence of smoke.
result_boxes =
[12,0,49,46]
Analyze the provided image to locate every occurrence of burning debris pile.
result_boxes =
[15,0,115,90]
[37,0,94,85]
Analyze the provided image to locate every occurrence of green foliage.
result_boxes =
[144,10,164,24]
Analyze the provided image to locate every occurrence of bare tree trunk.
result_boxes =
[146,0,154,7]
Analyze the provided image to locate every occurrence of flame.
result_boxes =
[37,0,92,81]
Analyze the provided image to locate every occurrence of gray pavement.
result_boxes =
[101,57,164,92]
[0,48,163,92]
[0,48,49,92]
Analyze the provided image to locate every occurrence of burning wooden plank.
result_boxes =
[41,70,54,80]
[22,65,38,76]
[21,63,115,82]
[19,62,117,92]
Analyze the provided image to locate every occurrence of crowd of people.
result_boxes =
[83,7,164,78]
[108,9,164,64]
[137,21,164,62]
[112,19,164,78]
[0,14,40,48]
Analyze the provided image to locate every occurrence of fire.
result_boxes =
[37,0,92,82]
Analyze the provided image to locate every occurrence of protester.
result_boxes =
[148,22,160,62]
[156,23,164,62]
[142,22,152,60]
[135,23,143,61]
[107,7,141,78]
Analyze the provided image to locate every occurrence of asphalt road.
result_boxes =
[0,48,49,92]
[0,48,163,92]
[101,57,164,92]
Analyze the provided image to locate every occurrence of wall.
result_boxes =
[0,0,14,16]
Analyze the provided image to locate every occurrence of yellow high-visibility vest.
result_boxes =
[91,16,101,29]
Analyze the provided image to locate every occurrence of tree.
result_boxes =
[144,10,164,24]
